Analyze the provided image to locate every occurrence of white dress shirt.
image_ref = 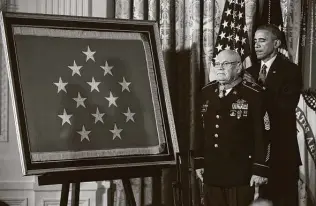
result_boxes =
[260,54,277,75]
[225,88,232,95]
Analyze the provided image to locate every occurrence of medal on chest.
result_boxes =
[231,99,248,119]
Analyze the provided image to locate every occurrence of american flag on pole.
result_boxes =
[296,90,316,206]
[13,27,166,162]
[212,0,252,69]
[256,0,289,59]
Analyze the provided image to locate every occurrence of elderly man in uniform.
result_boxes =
[194,50,269,206]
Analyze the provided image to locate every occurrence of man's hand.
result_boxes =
[243,70,256,83]
[196,168,204,182]
[250,175,268,186]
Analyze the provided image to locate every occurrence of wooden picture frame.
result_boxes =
[0,12,178,175]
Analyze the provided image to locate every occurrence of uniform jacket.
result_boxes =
[246,54,302,180]
[194,80,268,186]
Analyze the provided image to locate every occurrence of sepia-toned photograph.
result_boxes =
[0,0,315,206]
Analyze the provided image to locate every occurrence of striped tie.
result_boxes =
[258,64,267,85]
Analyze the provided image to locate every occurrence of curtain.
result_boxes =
[110,0,315,205]
[110,1,256,205]
[299,0,316,89]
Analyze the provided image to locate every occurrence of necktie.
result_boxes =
[218,85,226,98]
[258,64,267,85]
[218,78,242,98]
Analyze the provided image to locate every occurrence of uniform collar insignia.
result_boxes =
[218,77,242,91]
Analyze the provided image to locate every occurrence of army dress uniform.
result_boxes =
[194,79,269,206]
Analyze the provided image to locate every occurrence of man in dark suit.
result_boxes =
[247,24,303,206]
[195,50,269,206]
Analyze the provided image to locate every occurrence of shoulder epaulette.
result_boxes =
[242,80,263,92]
[202,80,217,89]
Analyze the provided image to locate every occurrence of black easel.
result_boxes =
[58,179,135,206]
[172,151,195,206]
[37,166,163,206]
[172,152,182,206]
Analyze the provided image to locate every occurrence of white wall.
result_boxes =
[0,0,113,205]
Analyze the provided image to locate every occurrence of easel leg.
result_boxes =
[60,183,70,206]
[122,178,136,206]
[71,182,80,206]
[153,171,162,206]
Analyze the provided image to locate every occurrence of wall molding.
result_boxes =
[0,181,35,190]
[33,181,99,191]
[0,181,110,191]
[42,198,89,206]
[0,198,28,206]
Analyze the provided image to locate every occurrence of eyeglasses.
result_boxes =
[213,61,240,68]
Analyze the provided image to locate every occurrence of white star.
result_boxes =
[230,22,235,29]
[235,35,240,42]
[227,35,233,41]
[118,77,131,92]
[234,48,239,53]
[68,60,83,76]
[241,48,245,55]
[222,21,229,28]
[91,107,105,124]
[219,32,226,39]
[225,45,231,50]
[243,25,248,33]
[100,61,114,76]
[216,44,223,52]
[58,109,72,126]
[240,1,244,7]
[82,46,95,62]
[242,37,246,45]
[110,124,123,140]
[105,92,118,107]
[225,9,232,16]
[77,125,91,142]
[238,12,243,19]
[123,107,135,122]
[228,0,234,4]
[73,92,87,108]
[53,77,68,93]
[87,77,101,92]
[235,24,241,30]
[235,0,239,5]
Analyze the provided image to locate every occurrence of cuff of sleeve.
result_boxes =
[252,162,269,177]
[194,157,204,169]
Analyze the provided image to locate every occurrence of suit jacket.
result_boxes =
[194,80,268,186]
[246,54,302,179]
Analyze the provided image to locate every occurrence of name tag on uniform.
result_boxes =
[231,99,248,119]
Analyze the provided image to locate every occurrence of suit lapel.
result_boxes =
[248,63,261,80]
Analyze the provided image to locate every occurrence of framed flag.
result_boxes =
[0,12,179,175]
